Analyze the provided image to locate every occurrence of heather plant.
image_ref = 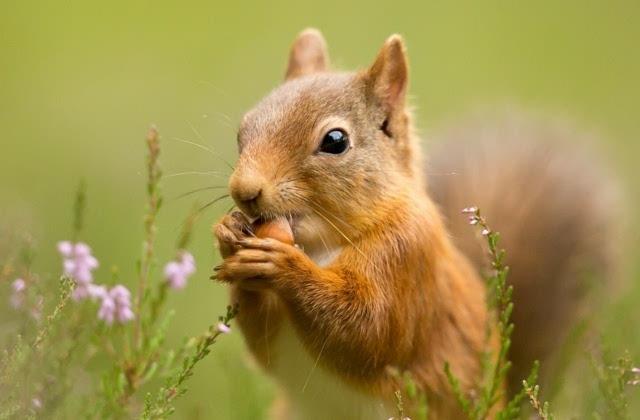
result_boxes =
[440,207,637,420]
[443,207,541,420]
[0,127,235,418]
[389,207,543,420]
[388,369,428,420]
[523,379,553,420]
[586,348,640,419]
[387,206,543,420]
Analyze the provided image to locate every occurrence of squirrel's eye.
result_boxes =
[319,129,349,155]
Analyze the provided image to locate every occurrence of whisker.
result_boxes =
[187,121,206,143]
[198,194,231,213]
[172,201,202,236]
[304,197,353,230]
[171,137,235,171]
[311,219,331,255]
[172,137,217,156]
[300,200,368,260]
[287,192,331,255]
[196,80,232,99]
[172,186,227,201]
[208,111,234,130]
[164,170,230,179]
[302,336,328,393]
[291,192,382,275]
[425,171,458,176]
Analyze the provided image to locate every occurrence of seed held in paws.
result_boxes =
[253,217,294,245]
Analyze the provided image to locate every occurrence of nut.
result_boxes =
[253,218,294,245]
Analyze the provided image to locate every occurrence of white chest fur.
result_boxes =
[267,247,391,420]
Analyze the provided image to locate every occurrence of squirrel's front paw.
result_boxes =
[213,211,251,258]
[214,237,312,292]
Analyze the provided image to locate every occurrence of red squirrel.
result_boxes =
[213,28,616,419]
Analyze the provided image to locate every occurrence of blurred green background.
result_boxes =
[1,1,639,418]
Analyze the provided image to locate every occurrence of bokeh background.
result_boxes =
[1,1,639,418]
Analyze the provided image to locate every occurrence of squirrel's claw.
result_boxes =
[214,211,253,258]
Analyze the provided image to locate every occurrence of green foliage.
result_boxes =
[442,208,640,420]
[444,208,549,420]
[0,128,236,418]
[143,304,238,419]
[523,376,553,420]
[0,277,75,418]
[389,369,429,420]
[393,390,407,420]
[589,349,640,420]
[32,276,74,350]
[498,361,539,420]
[404,372,429,420]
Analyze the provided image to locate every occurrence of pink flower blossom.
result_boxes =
[57,241,100,300]
[217,322,231,334]
[97,284,134,325]
[73,283,107,301]
[163,251,196,290]
[57,241,73,257]
[12,278,26,292]
[57,241,134,324]
[10,278,26,309]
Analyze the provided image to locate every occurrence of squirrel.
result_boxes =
[212,28,617,419]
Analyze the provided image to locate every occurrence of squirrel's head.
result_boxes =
[229,29,423,249]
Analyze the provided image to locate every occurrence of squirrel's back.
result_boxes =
[426,108,619,389]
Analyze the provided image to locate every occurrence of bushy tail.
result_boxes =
[426,108,620,390]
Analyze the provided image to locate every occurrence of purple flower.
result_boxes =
[73,283,107,301]
[98,296,116,325]
[461,206,478,214]
[217,322,231,334]
[57,241,100,300]
[57,241,73,257]
[57,241,134,324]
[10,278,26,309]
[163,251,196,290]
[97,284,134,325]
[12,278,26,292]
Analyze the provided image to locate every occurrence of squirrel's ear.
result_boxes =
[285,28,329,80]
[365,35,409,110]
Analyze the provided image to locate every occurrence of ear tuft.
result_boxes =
[285,28,329,80]
[366,34,409,110]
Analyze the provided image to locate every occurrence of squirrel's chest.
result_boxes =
[266,247,391,420]
[269,318,390,420]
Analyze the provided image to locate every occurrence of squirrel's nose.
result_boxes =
[236,188,261,204]
[236,187,262,211]
[229,172,265,217]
